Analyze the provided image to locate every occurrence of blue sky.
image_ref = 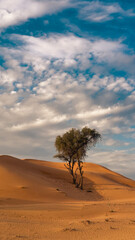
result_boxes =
[0,0,135,179]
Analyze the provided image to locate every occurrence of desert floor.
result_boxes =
[0,155,135,240]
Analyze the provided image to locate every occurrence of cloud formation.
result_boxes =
[79,1,135,22]
[0,34,135,167]
[1,0,134,30]
[0,34,135,134]
[4,33,135,77]
[0,0,71,28]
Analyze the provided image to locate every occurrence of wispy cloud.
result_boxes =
[79,1,135,22]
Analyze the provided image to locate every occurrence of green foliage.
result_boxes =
[54,127,101,189]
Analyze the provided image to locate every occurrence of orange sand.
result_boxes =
[0,155,135,240]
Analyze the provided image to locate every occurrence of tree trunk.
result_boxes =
[77,157,84,190]
[71,162,77,184]
[80,176,83,190]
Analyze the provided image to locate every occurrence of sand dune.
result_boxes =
[0,155,135,204]
[0,155,135,240]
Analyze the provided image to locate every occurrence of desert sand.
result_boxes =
[0,155,135,240]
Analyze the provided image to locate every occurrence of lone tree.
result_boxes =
[54,127,101,190]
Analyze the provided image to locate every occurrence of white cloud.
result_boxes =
[104,138,130,147]
[5,33,135,76]
[87,75,134,92]
[13,34,90,60]
[0,35,134,138]
[79,1,135,22]
[0,0,71,28]
[0,0,134,30]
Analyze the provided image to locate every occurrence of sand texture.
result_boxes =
[0,155,135,239]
